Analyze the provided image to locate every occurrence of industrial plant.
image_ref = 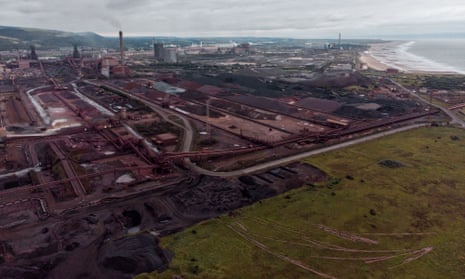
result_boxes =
[0,29,457,278]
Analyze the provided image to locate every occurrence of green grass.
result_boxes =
[141,127,465,279]
[391,76,424,88]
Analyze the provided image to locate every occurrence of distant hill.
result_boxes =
[0,26,111,50]
[0,25,385,51]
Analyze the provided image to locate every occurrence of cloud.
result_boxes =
[100,14,122,30]
[0,0,464,38]
[105,0,150,11]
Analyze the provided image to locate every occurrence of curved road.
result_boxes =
[390,79,465,128]
[82,80,194,152]
[82,80,433,179]
[189,123,428,177]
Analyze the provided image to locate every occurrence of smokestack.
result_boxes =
[119,30,124,65]
[338,33,342,49]
[30,45,38,60]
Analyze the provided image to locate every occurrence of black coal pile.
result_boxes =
[98,233,169,276]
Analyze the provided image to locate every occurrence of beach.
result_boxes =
[359,41,465,75]
[359,52,390,71]
[359,52,458,75]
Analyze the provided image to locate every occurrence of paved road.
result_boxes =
[390,79,465,128]
[189,123,428,177]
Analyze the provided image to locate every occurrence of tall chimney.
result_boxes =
[119,30,124,65]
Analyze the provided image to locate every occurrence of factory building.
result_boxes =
[151,133,178,146]
[29,45,38,60]
[100,31,130,78]
[153,43,178,63]
[163,47,177,63]
[18,60,32,69]
[111,64,131,77]
[73,45,80,59]
[233,43,251,56]
[101,57,117,78]
[154,43,164,61]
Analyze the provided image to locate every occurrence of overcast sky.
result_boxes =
[1,0,465,38]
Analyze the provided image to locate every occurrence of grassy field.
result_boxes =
[137,127,465,279]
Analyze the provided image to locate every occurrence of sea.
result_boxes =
[368,39,465,74]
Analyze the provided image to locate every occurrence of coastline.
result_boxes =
[359,52,390,71]
[359,42,464,75]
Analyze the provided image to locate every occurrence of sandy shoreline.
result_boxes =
[359,53,390,71]
[359,44,462,75]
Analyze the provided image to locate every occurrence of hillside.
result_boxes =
[0,26,110,49]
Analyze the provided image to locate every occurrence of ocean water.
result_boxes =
[369,39,465,74]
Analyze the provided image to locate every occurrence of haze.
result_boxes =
[1,0,465,38]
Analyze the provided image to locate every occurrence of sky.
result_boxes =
[1,0,465,38]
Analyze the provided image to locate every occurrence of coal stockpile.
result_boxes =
[334,106,383,119]
[173,176,276,215]
[225,95,298,115]
[98,234,169,275]
[0,266,44,279]
[0,175,32,190]
[1,164,327,279]
[296,97,342,113]
[183,72,303,98]
[304,72,374,88]
[180,90,209,102]
[334,99,420,119]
